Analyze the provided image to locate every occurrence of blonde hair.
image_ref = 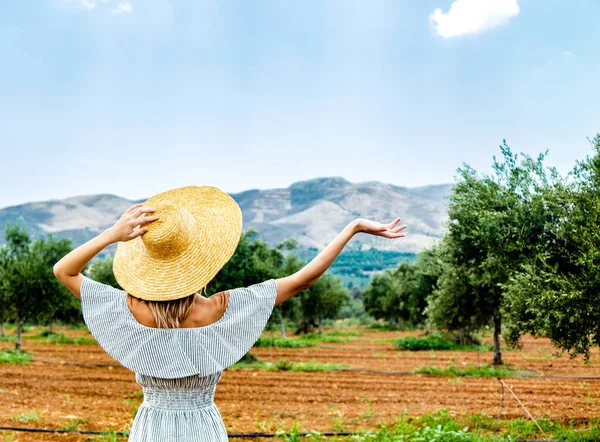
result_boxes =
[131,287,207,329]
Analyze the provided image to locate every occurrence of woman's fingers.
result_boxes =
[131,206,156,219]
[386,217,401,229]
[128,227,149,239]
[383,231,406,238]
[126,203,144,213]
[390,224,407,233]
[138,215,160,226]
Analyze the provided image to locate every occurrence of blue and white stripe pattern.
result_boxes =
[80,276,278,441]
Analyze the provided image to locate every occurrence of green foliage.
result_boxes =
[394,334,492,351]
[254,336,316,348]
[43,332,96,345]
[208,229,288,294]
[273,410,600,441]
[209,230,349,335]
[302,333,350,343]
[0,349,33,364]
[89,256,122,289]
[298,248,416,287]
[230,358,349,372]
[425,142,564,365]
[295,272,350,334]
[61,417,87,430]
[11,411,41,422]
[0,224,76,349]
[413,364,534,377]
[502,135,600,359]
[363,248,442,329]
[89,431,128,442]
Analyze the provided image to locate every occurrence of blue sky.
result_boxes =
[0,0,598,208]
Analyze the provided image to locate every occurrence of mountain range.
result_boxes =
[0,177,452,254]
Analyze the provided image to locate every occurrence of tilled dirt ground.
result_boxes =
[1,327,600,441]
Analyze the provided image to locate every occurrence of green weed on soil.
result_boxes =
[276,410,600,441]
[395,334,493,351]
[0,349,33,364]
[231,359,349,372]
[414,364,536,377]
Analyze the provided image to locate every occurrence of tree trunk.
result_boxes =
[49,321,54,334]
[493,315,503,365]
[388,316,399,329]
[318,313,324,335]
[0,321,4,338]
[296,322,314,335]
[280,314,286,339]
[15,318,24,351]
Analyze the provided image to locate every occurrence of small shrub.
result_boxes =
[303,334,350,343]
[395,334,493,351]
[0,349,33,364]
[47,332,96,345]
[255,336,315,348]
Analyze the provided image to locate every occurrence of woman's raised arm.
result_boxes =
[53,204,158,299]
[274,217,407,306]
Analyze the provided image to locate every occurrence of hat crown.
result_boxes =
[142,203,196,260]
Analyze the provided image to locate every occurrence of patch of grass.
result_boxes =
[231,358,349,372]
[0,349,33,364]
[89,431,128,442]
[0,334,15,342]
[254,333,350,348]
[61,417,87,430]
[39,332,96,345]
[4,323,31,332]
[67,323,89,330]
[250,410,600,441]
[413,364,536,377]
[303,333,350,343]
[255,336,316,348]
[11,411,41,423]
[395,334,493,351]
[368,323,400,331]
[0,431,17,442]
[323,329,363,337]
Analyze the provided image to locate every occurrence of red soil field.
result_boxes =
[1,327,599,441]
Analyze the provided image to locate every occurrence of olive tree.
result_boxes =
[427,142,562,364]
[503,135,600,359]
[0,224,73,349]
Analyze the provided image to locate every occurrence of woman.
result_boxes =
[53,185,407,441]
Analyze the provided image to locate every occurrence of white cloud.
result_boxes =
[430,0,520,38]
[563,50,575,57]
[112,1,133,14]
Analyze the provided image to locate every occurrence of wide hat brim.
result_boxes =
[113,186,242,301]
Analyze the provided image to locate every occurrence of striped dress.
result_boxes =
[80,276,278,441]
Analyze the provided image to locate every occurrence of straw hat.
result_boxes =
[112,186,242,301]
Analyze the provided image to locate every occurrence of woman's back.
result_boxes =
[80,276,279,441]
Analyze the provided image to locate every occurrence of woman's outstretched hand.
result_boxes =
[107,203,159,243]
[353,217,407,239]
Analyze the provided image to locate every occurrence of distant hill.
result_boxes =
[0,177,451,255]
[0,177,453,286]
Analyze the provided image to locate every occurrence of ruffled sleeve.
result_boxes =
[80,276,278,378]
